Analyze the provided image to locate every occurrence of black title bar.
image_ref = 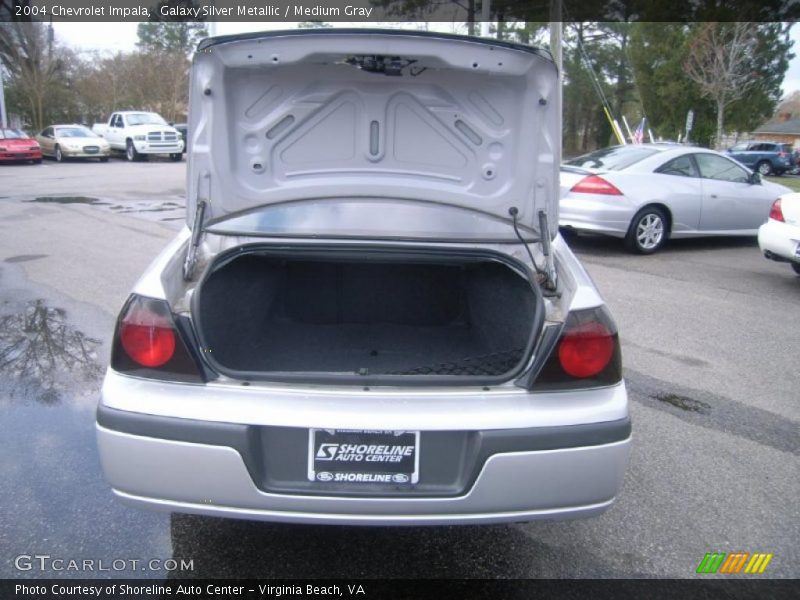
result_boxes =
[1,0,798,23]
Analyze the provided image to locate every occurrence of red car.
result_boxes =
[0,128,42,163]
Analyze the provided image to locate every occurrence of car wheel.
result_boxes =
[169,153,182,162]
[624,207,669,254]
[54,145,63,162]
[126,140,140,162]
[756,161,773,176]
[100,157,109,163]
[792,263,800,276]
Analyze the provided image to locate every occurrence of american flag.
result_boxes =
[633,118,646,144]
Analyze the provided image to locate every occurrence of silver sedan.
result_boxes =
[559,144,792,253]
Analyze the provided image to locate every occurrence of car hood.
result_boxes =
[187,29,560,238]
[127,124,179,134]
[1,138,37,147]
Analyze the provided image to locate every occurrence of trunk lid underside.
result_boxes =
[188,30,560,236]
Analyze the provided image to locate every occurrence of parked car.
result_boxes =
[36,124,111,162]
[726,140,793,176]
[758,193,800,275]
[560,144,792,254]
[92,111,183,161]
[96,29,631,526]
[0,128,42,164]
[173,123,188,154]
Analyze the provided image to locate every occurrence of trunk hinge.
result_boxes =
[508,206,558,294]
[537,210,558,292]
[183,199,207,281]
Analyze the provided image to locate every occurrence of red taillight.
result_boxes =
[558,321,615,378]
[769,199,785,222]
[119,304,176,368]
[570,175,623,196]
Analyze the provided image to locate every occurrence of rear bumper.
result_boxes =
[758,219,800,263]
[97,424,630,525]
[96,374,631,525]
[559,194,636,237]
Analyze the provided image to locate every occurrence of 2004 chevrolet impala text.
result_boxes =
[95,30,631,526]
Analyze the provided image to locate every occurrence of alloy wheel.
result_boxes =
[636,214,664,251]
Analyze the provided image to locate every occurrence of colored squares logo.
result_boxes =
[696,552,773,574]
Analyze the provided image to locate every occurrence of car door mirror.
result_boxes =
[749,172,762,185]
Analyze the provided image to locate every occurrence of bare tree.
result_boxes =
[0,21,65,130]
[684,22,759,149]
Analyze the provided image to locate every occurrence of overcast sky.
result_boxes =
[53,21,800,97]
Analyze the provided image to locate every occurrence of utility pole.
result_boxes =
[48,17,54,60]
[0,67,7,128]
[549,1,562,159]
[207,0,217,37]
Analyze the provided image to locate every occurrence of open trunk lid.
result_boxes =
[187,29,560,238]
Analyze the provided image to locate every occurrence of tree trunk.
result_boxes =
[467,0,475,36]
[716,98,725,150]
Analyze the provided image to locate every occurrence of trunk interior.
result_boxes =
[195,249,541,382]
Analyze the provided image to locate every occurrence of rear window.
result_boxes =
[565,146,660,171]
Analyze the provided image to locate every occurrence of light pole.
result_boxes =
[549,1,562,160]
[480,0,491,37]
[0,66,7,128]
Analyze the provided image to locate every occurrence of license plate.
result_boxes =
[84,146,99,153]
[308,429,419,484]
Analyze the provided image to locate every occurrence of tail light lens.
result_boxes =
[120,303,175,367]
[111,295,205,382]
[532,306,622,390]
[570,175,623,196]
[769,199,785,222]
[558,321,615,378]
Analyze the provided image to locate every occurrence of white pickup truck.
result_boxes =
[92,111,184,161]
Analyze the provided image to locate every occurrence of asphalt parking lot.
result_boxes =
[0,160,797,580]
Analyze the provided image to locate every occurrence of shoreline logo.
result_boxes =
[696,552,773,574]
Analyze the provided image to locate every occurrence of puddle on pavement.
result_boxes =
[4,254,48,263]
[28,196,103,205]
[0,299,103,404]
[24,195,185,227]
[652,392,711,414]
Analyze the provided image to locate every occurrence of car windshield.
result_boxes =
[0,129,27,139]
[730,143,748,151]
[56,127,97,138]
[125,113,167,126]
[565,146,660,171]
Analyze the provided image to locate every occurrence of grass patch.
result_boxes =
[767,176,800,192]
